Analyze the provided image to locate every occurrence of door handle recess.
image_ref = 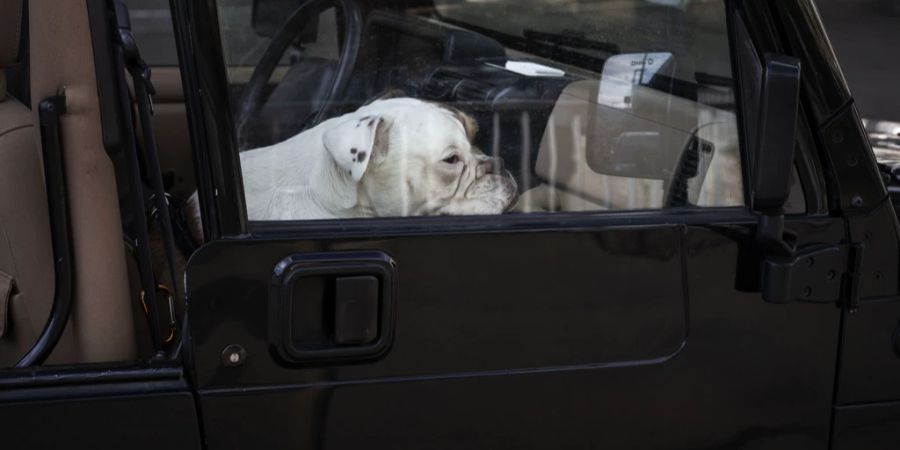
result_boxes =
[269,251,396,364]
[334,275,379,345]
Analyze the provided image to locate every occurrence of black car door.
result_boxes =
[178,0,867,448]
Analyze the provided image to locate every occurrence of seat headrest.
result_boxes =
[0,0,25,68]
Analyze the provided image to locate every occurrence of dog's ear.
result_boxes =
[455,109,478,143]
[323,115,390,182]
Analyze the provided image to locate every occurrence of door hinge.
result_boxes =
[762,244,846,304]
[761,241,864,308]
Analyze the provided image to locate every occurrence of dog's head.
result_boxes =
[322,98,518,216]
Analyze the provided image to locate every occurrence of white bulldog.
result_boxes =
[239,97,518,220]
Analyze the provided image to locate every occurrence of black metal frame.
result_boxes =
[14,95,74,368]
[0,360,182,391]
[769,0,886,215]
[171,0,247,240]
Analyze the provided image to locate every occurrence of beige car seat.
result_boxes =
[0,0,138,366]
[0,0,75,366]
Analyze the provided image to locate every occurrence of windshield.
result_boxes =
[433,0,731,80]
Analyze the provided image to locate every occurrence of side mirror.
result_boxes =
[746,55,843,307]
[751,54,802,214]
[596,52,677,109]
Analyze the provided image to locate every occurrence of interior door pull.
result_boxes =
[269,251,396,365]
[334,276,380,345]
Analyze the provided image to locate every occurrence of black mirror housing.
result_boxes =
[752,54,802,213]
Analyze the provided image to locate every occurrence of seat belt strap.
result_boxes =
[114,0,183,355]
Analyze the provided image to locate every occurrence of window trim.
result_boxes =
[173,0,248,240]
[794,106,829,215]
[246,206,755,240]
[178,0,759,241]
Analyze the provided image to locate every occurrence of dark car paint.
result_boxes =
[186,217,844,449]
[833,400,900,449]
[0,362,201,448]
[2,0,900,449]
[0,391,202,448]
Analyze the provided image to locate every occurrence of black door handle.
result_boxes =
[268,251,396,364]
[334,275,380,345]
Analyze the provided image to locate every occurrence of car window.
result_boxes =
[217,0,332,67]
[124,0,304,68]
[215,0,746,222]
[123,0,179,66]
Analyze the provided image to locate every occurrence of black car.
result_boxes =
[1,0,899,449]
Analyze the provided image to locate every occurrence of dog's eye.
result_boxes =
[442,155,460,164]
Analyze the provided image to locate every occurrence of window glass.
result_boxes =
[124,0,179,66]
[215,0,744,221]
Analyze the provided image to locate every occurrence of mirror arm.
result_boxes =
[756,211,796,258]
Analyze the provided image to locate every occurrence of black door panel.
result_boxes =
[847,201,900,300]
[0,389,201,449]
[161,0,896,446]
[833,401,900,450]
[188,218,843,449]
[836,200,900,405]
[203,355,830,450]
[188,226,686,389]
[838,301,900,404]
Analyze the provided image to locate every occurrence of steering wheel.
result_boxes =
[236,0,363,143]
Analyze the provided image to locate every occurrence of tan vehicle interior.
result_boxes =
[145,66,194,200]
[0,0,194,367]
